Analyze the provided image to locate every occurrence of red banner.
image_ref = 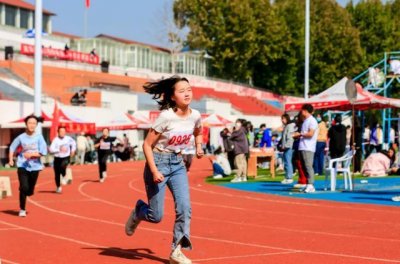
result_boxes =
[85,0,90,8]
[20,44,100,65]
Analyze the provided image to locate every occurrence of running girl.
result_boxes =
[49,126,76,193]
[8,115,47,217]
[125,76,203,264]
[94,128,117,183]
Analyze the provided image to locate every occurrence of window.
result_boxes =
[5,6,16,27]
[20,9,29,29]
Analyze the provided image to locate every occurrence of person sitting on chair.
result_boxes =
[210,147,232,179]
[362,148,396,177]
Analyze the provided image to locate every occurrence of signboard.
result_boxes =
[20,44,100,65]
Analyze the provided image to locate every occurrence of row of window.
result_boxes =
[1,5,50,32]
[73,38,207,76]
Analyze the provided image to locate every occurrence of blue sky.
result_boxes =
[26,0,351,48]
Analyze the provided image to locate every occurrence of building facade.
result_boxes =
[71,34,208,76]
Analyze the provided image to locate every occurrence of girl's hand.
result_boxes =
[8,160,14,167]
[196,145,204,159]
[23,152,32,159]
[153,170,165,183]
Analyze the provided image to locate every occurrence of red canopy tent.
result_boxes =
[96,113,138,131]
[285,77,400,111]
[201,113,233,127]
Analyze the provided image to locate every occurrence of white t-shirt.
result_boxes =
[50,136,77,158]
[299,115,319,152]
[390,60,400,74]
[215,154,231,175]
[153,108,202,153]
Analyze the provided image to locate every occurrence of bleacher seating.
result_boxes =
[192,87,282,115]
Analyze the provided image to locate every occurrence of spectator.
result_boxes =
[76,132,88,165]
[246,122,255,147]
[363,124,370,156]
[293,104,319,193]
[210,147,232,179]
[70,91,80,106]
[280,114,296,184]
[390,126,396,145]
[351,117,363,174]
[230,119,249,183]
[369,123,383,156]
[254,124,266,147]
[90,48,97,57]
[220,128,235,170]
[328,115,347,159]
[346,125,352,151]
[292,112,308,188]
[85,134,95,163]
[362,148,396,177]
[313,114,328,176]
[388,58,400,75]
[64,44,70,54]
[368,67,385,87]
[259,126,272,148]
[78,89,87,106]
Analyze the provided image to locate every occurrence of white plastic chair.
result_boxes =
[324,150,355,191]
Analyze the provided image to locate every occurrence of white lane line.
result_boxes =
[0,227,21,231]
[1,257,20,264]
[128,179,400,227]
[0,220,150,261]
[26,195,400,263]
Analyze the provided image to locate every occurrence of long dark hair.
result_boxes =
[143,76,189,110]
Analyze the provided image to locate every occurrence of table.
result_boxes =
[247,148,275,178]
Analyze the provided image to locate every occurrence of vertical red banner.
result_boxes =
[85,0,90,8]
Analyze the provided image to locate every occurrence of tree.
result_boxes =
[347,0,393,66]
[174,0,364,95]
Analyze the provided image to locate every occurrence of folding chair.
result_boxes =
[324,150,355,191]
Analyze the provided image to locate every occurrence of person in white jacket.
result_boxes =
[210,147,232,179]
[49,126,76,193]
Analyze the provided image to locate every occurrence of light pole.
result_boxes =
[34,0,43,133]
[305,0,310,99]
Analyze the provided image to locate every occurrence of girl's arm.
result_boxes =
[194,127,204,158]
[143,129,164,183]
[8,136,21,166]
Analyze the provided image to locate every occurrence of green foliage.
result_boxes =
[174,0,397,96]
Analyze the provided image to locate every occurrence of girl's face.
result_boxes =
[389,149,394,158]
[172,81,192,107]
[102,128,109,137]
[26,118,38,133]
[58,128,66,138]
[281,117,287,125]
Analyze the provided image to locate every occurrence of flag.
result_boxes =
[50,101,60,141]
[85,0,90,8]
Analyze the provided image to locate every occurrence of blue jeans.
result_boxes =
[313,142,326,175]
[137,152,192,250]
[213,162,226,176]
[283,148,294,179]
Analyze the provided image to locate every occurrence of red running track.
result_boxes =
[1,158,400,264]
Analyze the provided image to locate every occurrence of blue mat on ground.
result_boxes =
[221,177,400,207]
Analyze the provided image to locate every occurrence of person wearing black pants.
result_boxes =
[8,115,47,217]
[95,128,117,183]
[50,126,76,193]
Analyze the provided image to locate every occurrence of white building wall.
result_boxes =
[205,99,232,116]
[100,91,137,113]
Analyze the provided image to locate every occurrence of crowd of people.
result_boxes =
[209,104,400,196]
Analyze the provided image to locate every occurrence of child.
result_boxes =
[125,76,203,264]
[49,126,76,193]
[8,115,47,217]
[210,147,231,179]
[94,128,117,183]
